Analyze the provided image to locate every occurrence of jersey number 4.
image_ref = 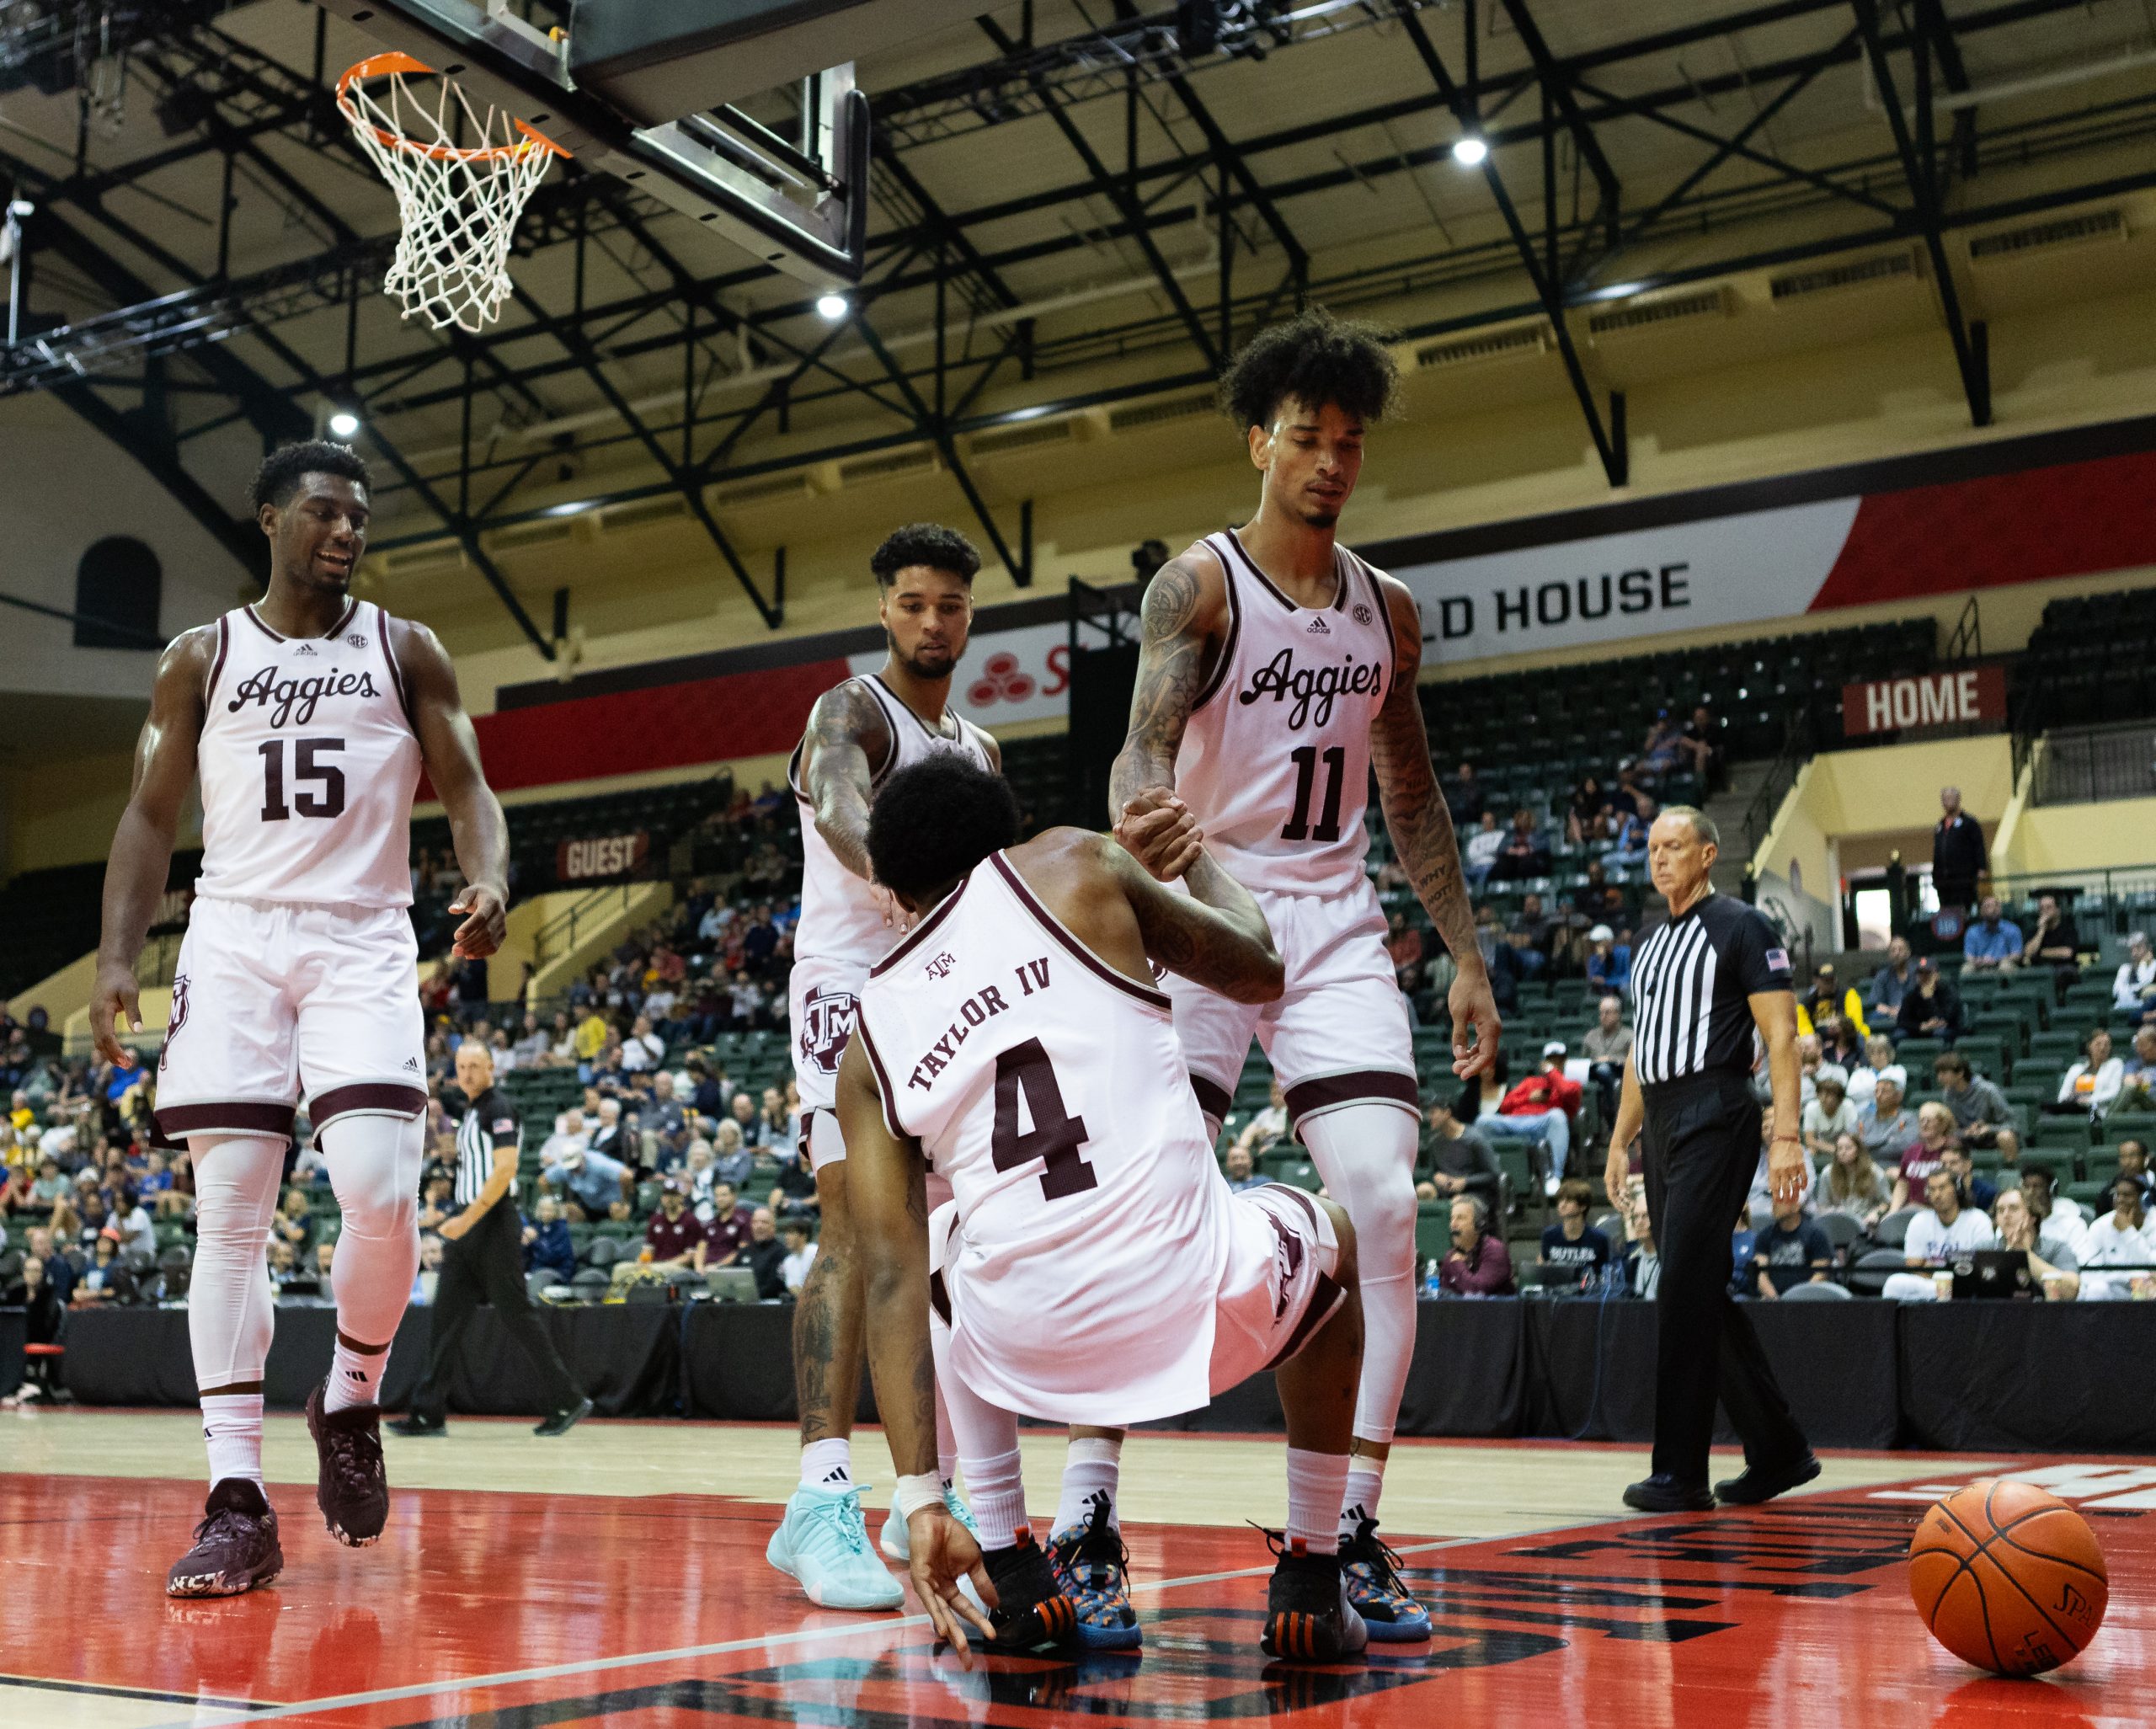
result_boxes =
[992,1038,1098,1201]
[1281,744,1346,843]
[259,738,346,821]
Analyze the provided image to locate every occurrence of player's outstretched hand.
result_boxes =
[1113,787,1203,882]
[870,879,917,934]
[89,961,143,1070]
[449,883,509,958]
[1449,967,1503,1078]
[907,1508,996,1662]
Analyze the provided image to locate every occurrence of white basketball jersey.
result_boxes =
[789,674,996,968]
[1174,529,1395,895]
[193,599,422,909]
[856,853,1230,1422]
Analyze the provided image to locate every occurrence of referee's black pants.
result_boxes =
[1641,1070,1808,1485]
[408,1203,581,1422]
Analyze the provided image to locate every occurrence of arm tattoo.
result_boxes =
[1121,846,1281,1002]
[1108,556,1211,817]
[1369,585,1481,970]
[803,681,891,881]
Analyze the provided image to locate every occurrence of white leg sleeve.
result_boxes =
[1299,1103,1420,1447]
[323,1110,424,1350]
[187,1135,286,1391]
[930,1292,1023,1541]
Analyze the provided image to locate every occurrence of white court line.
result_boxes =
[150,1515,1613,1728]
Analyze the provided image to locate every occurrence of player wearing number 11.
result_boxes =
[90,440,510,1597]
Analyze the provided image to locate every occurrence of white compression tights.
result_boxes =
[1298,1103,1421,1447]
[187,1135,285,1391]
[322,1111,424,1351]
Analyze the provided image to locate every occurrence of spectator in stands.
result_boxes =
[1991,1188,2080,1301]
[22,1224,73,1305]
[1577,860,1625,926]
[1539,1179,1611,1288]
[762,1085,797,1150]
[1492,808,1551,884]
[1508,894,1553,977]
[1814,1132,1889,1230]
[1962,896,2022,972]
[2076,1177,2155,1300]
[542,1136,632,1223]
[588,1097,635,1168]
[0,1254,62,1402]
[1584,926,1630,995]
[1418,1100,1501,1211]
[2023,894,2083,978]
[1940,1145,1998,1213]
[1846,1033,1895,1105]
[703,1182,751,1266]
[780,1219,817,1296]
[1622,1198,1661,1299]
[1934,1051,2011,1148]
[1386,911,1425,994]
[510,1012,550,1068]
[710,1118,754,1191]
[1481,1041,1580,1199]
[270,1186,313,1258]
[2113,932,2156,1027]
[1866,936,1916,1024]
[767,1143,819,1219]
[1444,760,1487,826]
[1236,1078,1289,1160]
[522,1193,575,1283]
[1903,1101,1962,1184]
[1684,705,1726,792]
[80,1230,135,1301]
[643,1179,706,1272]
[573,1004,609,1078]
[1860,1064,1918,1166]
[1582,994,1634,1126]
[2118,1026,2156,1113]
[1931,787,1987,911]
[1799,964,1870,1041]
[1462,810,1505,890]
[1896,958,1961,1043]
[28,1153,66,1211]
[683,1054,727,1118]
[2053,1028,2125,1121]
[743,1206,787,1299]
[1636,710,1689,782]
[729,968,768,1030]
[1893,1170,1999,1292]
[1605,796,1655,870]
[1222,1145,1267,1193]
[1800,1065,1859,1161]
[728,1091,767,1150]
[2020,1168,2088,1264]
[1566,776,1615,847]
[1751,1193,1833,1299]
[2113,1139,2155,1209]
[1433,1195,1514,1296]
[416,1172,454,1235]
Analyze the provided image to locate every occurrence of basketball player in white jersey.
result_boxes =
[840,753,1369,1662]
[88,441,510,1597]
[1095,308,1501,1641]
[766,524,998,1611]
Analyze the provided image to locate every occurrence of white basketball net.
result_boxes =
[339,53,564,334]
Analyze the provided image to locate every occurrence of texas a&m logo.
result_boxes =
[797,985,858,1076]
[159,973,191,1072]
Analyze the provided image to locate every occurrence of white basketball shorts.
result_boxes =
[1165,874,1417,1139]
[152,894,426,1147]
[788,956,866,1171]
[1206,1181,1348,1395]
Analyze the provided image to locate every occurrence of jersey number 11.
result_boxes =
[1282,744,1345,843]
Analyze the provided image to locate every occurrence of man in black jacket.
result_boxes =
[1931,787,1986,911]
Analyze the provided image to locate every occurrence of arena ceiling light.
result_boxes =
[1451,134,1489,167]
[815,292,850,321]
[327,408,362,439]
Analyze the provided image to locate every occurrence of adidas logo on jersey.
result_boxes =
[403,1056,420,1070]
[296,643,318,655]
[1305,616,1331,635]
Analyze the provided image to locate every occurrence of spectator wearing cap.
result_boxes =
[1932,787,1987,912]
[1584,925,1631,995]
[2022,894,2083,979]
[640,1178,703,1271]
[1582,993,1634,1127]
[1860,1064,1919,1174]
[1479,1040,1581,1199]
[1866,936,1917,1023]
[1935,1051,2011,1148]
[2113,931,2156,1027]
[1896,958,1961,1044]
[1433,1194,1515,1296]
[1799,1065,1859,1161]
[1961,896,2022,972]
[1796,963,1870,1041]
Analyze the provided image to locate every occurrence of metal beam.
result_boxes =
[1498,0,1620,256]
[51,378,264,578]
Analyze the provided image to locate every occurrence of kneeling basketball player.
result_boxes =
[839,754,1369,1662]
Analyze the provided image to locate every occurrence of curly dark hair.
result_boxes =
[871,522,982,589]
[249,440,372,515]
[1219,307,1401,432]
[867,754,1018,900]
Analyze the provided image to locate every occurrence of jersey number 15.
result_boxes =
[258,737,346,821]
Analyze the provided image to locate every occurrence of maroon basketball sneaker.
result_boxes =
[166,1477,283,1598]
[305,1378,390,1546]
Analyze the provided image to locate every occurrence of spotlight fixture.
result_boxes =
[1452,134,1489,167]
[815,292,849,321]
[328,409,361,439]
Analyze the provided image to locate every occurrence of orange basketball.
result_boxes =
[1909,1480,2109,1676]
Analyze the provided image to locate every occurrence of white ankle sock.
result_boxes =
[1341,1458,1386,1535]
[324,1334,389,1414]
[201,1393,264,1488]
[800,1437,853,1492]
[967,1446,1029,1550]
[1286,1449,1349,1556]
[1054,1434,1123,1534]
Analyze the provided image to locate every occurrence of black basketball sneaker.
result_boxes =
[305,1378,389,1546]
[977,1530,1081,1654]
[1261,1542,1369,1662]
[166,1477,283,1598]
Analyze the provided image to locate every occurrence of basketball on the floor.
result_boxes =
[1909,1480,2109,1676]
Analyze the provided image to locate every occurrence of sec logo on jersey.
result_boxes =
[797,985,859,1076]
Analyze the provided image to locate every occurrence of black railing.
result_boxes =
[2032,722,2156,808]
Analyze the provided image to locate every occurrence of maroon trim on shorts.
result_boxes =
[989,853,1171,1011]
[154,1101,296,1142]
[1265,1270,1345,1371]
[1189,536,1241,712]
[866,878,967,978]
[1283,1070,1420,1134]
[311,1082,427,1124]
[204,615,232,708]
[1189,1072,1234,1125]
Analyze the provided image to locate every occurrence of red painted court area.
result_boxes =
[3,1462,2152,1727]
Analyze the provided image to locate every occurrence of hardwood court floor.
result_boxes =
[2,1409,2149,1727]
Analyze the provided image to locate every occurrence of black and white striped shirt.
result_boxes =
[452,1086,521,1208]
[1630,894,1794,1085]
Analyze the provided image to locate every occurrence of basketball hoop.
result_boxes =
[338,52,568,334]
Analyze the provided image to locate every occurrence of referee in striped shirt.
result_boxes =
[1604,807,1817,1513]
[391,1038,591,1438]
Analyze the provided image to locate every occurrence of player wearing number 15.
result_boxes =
[90,440,511,1598]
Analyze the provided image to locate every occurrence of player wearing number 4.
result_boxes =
[91,441,512,1597]
[1081,309,1502,1646]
